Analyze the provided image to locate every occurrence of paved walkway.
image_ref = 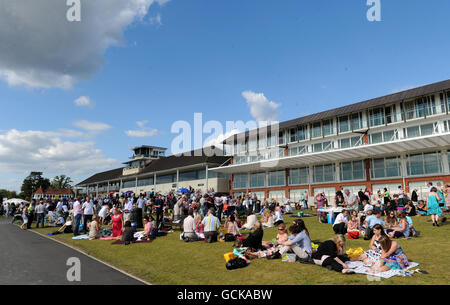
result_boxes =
[0,221,145,285]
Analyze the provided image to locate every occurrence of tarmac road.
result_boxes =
[0,219,145,285]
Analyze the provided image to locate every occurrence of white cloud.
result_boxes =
[0,0,170,89]
[125,120,157,137]
[73,120,112,134]
[74,96,93,107]
[125,129,158,137]
[242,90,281,123]
[136,120,149,128]
[149,13,162,26]
[0,129,120,182]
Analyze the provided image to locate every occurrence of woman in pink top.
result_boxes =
[142,215,154,240]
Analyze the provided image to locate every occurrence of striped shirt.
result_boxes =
[202,214,220,232]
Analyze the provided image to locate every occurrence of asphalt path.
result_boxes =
[0,219,145,285]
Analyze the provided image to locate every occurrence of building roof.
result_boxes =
[224,79,450,143]
[34,187,74,195]
[76,147,230,186]
[132,145,167,151]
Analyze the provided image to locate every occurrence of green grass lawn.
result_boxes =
[24,211,450,285]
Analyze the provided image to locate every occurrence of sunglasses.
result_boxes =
[278,228,285,231]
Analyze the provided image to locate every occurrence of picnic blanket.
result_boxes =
[72,234,89,240]
[111,239,153,245]
[345,261,419,279]
[99,236,117,241]
[289,214,315,218]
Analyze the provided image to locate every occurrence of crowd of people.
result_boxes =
[1,181,448,275]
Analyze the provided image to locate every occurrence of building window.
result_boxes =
[289,167,309,185]
[268,170,286,187]
[156,174,175,184]
[313,164,335,183]
[233,174,248,189]
[340,160,365,181]
[369,107,385,127]
[370,157,401,179]
[404,123,436,139]
[289,145,307,156]
[311,122,322,138]
[297,125,307,141]
[338,116,350,133]
[137,177,153,186]
[290,128,298,142]
[370,129,398,144]
[122,180,136,188]
[351,113,362,130]
[179,170,198,182]
[322,119,334,136]
[407,152,442,176]
[313,141,334,153]
[250,172,266,188]
[278,130,285,145]
[267,133,276,147]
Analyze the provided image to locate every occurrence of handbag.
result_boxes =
[224,233,236,242]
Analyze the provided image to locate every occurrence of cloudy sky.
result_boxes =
[1,0,450,191]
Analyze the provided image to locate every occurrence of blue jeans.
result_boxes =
[36,213,44,228]
[74,214,82,236]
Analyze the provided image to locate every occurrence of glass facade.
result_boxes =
[407,152,442,176]
[340,160,365,181]
[370,157,401,179]
[156,174,176,184]
[268,170,286,187]
[137,177,153,187]
[122,180,136,188]
[233,173,248,189]
[313,164,335,183]
[289,167,309,185]
[250,172,266,188]
[338,116,350,133]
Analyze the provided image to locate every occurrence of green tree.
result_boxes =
[51,175,73,189]
[20,172,51,200]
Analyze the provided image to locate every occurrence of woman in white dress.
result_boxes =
[20,205,28,230]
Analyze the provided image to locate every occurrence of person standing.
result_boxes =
[73,198,83,236]
[35,200,45,228]
[427,187,442,226]
[82,197,94,233]
[153,194,164,228]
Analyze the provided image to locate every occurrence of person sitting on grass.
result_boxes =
[311,234,355,274]
[355,224,386,266]
[278,220,312,263]
[273,204,284,226]
[242,220,264,251]
[367,235,409,273]
[363,209,385,240]
[347,213,360,239]
[88,215,101,240]
[275,223,289,245]
[122,220,134,245]
[182,209,198,242]
[384,210,397,230]
[405,200,417,217]
[332,209,349,235]
[261,209,274,228]
[385,211,409,239]
[241,210,257,230]
[417,200,427,216]
[225,214,240,238]
[142,215,155,240]
[202,208,220,243]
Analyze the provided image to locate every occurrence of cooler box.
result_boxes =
[327,213,336,224]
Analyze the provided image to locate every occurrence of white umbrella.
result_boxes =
[4,198,29,205]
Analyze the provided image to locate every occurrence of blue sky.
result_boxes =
[0,0,449,191]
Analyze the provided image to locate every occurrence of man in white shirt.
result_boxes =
[182,209,198,242]
[333,209,349,235]
[82,197,94,233]
[344,190,358,211]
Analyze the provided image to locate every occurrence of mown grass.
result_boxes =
[27,211,450,285]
